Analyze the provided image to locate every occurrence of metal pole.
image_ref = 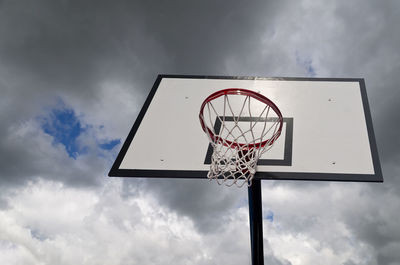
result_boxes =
[248,179,264,265]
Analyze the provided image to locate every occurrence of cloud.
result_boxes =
[0,179,264,265]
[261,181,379,264]
[0,100,121,189]
[0,0,168,188]
[138,179,246,234]
[0,0,400,264]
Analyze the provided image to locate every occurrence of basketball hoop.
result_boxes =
[199,89,283,187]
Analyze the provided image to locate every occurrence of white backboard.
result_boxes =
[109,75,382,182]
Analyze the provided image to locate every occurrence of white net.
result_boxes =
[200,90,282,187]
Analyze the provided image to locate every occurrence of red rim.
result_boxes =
[199,88,283,149]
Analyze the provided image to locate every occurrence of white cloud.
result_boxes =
[258,178,400,265]
[0,179,255,265]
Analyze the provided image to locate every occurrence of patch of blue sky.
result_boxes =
[30,229,49,241]
[295,51,316,77]
[264,210,274,222]
[41,107,87,159]
[39,101,120,159]
[99,139,121,150]
[304,61,316,76]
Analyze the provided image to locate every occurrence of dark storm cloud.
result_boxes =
[0,0,163,188]
[0,0,161,96]
[1,0,400,263]
[0,0,297,245]
[139,178,247,233]
[1,0,397,183]
[0,0,289,189]
[0,0,284,95]
[136,0,284,75]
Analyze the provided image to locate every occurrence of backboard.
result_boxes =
[109,75,383,182]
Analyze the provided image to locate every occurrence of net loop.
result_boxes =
[199,89,283,187]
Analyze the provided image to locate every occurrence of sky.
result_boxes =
[0,0,400,264]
